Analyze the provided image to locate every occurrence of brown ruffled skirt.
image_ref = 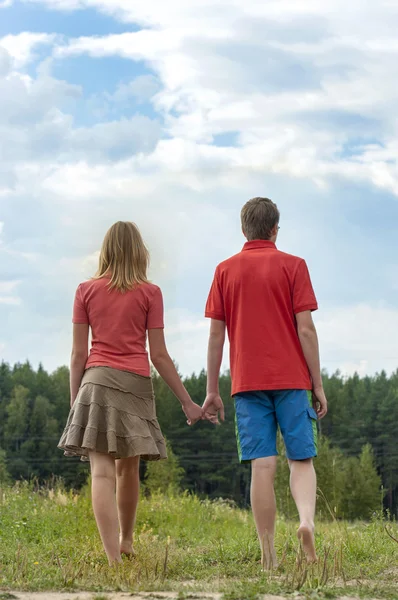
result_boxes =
[58,366,167,462]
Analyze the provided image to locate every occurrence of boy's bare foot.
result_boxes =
[297,522,317,563]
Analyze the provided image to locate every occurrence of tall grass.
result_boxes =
[0,481,397,598]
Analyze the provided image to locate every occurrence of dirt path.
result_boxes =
[0,592,371,600]
[0,594,286,600]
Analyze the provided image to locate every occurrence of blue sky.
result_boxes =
[1,0,398,377]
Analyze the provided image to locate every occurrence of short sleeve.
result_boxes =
[147,287,164,329]
[72,284,89,324]
[205,268,225,321]
[292,260,318,314]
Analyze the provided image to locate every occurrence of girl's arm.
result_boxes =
[70,323,89,407]
[148,328,203,425]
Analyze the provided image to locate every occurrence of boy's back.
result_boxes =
[205,239,318,395]
[203,197,327,568]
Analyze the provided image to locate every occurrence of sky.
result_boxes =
[1,0,398,378]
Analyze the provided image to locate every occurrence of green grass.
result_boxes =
[0,482,397,599]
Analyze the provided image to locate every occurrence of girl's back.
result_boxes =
[58,220,203,565]
[74,277,163,376]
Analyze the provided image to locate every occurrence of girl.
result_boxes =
[58,221,203,564]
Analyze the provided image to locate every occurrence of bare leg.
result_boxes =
[89,451,121,565]
[251,456,278,569]
[289,458,317,562]
[116,455,140,556]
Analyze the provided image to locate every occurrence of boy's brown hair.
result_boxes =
[241,197,280,241]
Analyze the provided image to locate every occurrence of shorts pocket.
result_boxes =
[307,406,318,456]
[307,406,318,420]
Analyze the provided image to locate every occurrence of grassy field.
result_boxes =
[0,482,397,599]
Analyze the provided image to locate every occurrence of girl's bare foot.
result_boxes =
[260,531,278,571]
[260,553,278,570]
[120,540,136,558]
[260,540,278,570]
[297,521,317,563]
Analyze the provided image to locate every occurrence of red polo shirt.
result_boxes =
[205,240,318,395]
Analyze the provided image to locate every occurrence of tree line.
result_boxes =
[0,361,396,518]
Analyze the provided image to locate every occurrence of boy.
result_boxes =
[203,197,327,568]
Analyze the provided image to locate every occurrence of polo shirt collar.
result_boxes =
[242,240,276,251]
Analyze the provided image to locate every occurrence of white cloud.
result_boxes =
[111,74,160,104]
[42,1,398,195]
[0,73,75,122]
[0,32,56,68]
[0,220,39,278]
[2,1,398,194]
[0,47,11,76]
[0,280,22,306]
[0,295,22,305]
[0,279,21,293]
[0,74,160,172]
[69,116,161,161]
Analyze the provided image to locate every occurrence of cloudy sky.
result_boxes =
[1,0,398,379]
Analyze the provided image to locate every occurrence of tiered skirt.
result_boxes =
[58,366,167,462]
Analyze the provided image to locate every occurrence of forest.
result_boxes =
[0,360,397,519]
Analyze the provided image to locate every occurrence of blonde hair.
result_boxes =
[241,197,280,241]
[94,221,149,292]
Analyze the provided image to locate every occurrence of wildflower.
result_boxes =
[56,491,68,506]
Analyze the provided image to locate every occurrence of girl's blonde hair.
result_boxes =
[94,221,149,292]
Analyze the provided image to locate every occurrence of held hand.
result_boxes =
[183,400,204,426]
[312,385,328,419]
[202,392,225,425]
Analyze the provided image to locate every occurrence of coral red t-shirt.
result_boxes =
[205,241,318,395]
[73,277,164,377]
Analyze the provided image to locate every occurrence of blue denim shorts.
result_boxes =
[234,389,318,462]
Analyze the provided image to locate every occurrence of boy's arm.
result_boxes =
[203,319,226,423]
[295,311,328,418]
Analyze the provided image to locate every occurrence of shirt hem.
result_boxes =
[205,311,225,320]
[294,304,318,314]
[232,382,312,396]
[85,361,151,378]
